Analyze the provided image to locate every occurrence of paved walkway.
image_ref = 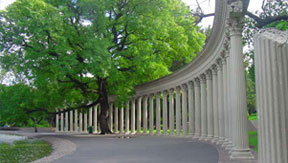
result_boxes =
[53,135,219,163]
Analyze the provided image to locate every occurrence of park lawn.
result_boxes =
[0,139,52,163]
[248,113,257,120]
[248,131,258,152]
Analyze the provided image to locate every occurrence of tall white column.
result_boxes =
[156,92,161,135]
[79,111,83,132]
[228,13,254,159]
[222,52,230,146]
[125,101,130,134]
[109,104,113,132]
[176,87,181,136]
[120,107,124,134]
[131,98,136,134]
[149,94,154,135]
[169,89,175,135]
[163,91,168,135]
[114,106,118,133]
[200,74,207,139]
[56,110,59,132]
[143,96,148,134]
[84,111,88,132]
[89,107,93,127]
[194,78,201,138]
[70,110,73,132]
[181,84,188,136]
[188,81,195,136]
[217,59,225,144]
[212,65,219,142]
[206,70,214,140]
[65,110,69,132]
[137,97,142,134]
[94,106,98,133]
[74,109,78,132]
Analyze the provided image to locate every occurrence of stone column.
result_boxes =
[120,107,124,134]
[131,98,136,134]
[79,111,83,132]
[149,94,154,135]
[222,51,230,146]
[94,106,98,133]
[65,110,69,132]
[228,8,254,158]
[156,92,161,135]
[143,96,148,134]
[84,111,88,132]
[212,65,219,141]
[137,97,142,134]
[70,110,73,132]
[194,78,201,138]
[217,59,225,144]
[114,106,119,133]
[109,104,113,132]
[163,91,168,135]
[74,109,78,132]
[169,89,175,135]
[200,74,207,140]
[181,84,188,136]
[125,101,130,134]
[56,110,59,132]
[206,70,214,140]
[89,107,93,127]
[176,87,181,136]
[188,81,195,136]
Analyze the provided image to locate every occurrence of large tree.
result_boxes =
[0,0,205,134]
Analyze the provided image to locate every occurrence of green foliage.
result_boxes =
[248,131,258,152]
[0,139,52,163]
[265,20,288,30]
[0,0,205,109]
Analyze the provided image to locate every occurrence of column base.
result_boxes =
[211,137,219,143]
[230,148,254,160]
[225,143,234,151]
[216,137,226,145]
[193,133,201,139]
[198,135,207,141]
[204,135,214,141]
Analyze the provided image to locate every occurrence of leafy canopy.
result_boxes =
[0,0,205,108]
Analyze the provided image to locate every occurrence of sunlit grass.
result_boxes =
[248,131,258,152]
[0,139,52,163]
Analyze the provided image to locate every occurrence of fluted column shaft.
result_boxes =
[65,111,69,132]
[194,79,201,138]
[84,112,87,132]
[143,96,148,134]
[217,61,225,143]
[222,55,230,144]
[156,92,161,135]
[200,75,207,139]
[94,106,98,133]
[169,89,174,135]
[74,109,78,132]
[206,71,214,139]
[109,104,113,132]
[79,111,83,132]
[131,99,136,134]
[149,95,154,135]
[212,67,219,140]
[125,102,130,134]
[89,108,93,127]
[229,17,253,159]
[176,87,181,135]
[188,82,195,136]
[181,85,188,136]
[56,111,59,132]
[114,106,119,133]
[120,107,124,134]
[137,97,142,134]
[70,110,73,132]
[163,91,168,135]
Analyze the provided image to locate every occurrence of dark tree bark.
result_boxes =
[98,77,113,134]
[31,118,38,133]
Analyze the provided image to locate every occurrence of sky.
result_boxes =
[0,0,264,28]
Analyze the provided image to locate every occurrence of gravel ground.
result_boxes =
[0,134,27,144]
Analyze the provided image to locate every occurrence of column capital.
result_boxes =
[206,69,212,80]
[217,59,223,71]
[200,74,207,83]
[221,50,228,65]
[188,81,194,89]
[163,90,168,96]
[142,95,148,100]
[149,93,154,98]
[227,0,244,36]
[169,88,174,94]
[137,96,142,100]
[156,92,161,97]
[194,78,200,87]
[181,84,188,91]
[212,64,218,75]
[176,86,181,92]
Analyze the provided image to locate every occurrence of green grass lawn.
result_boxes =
[248,131,258,152]
[0,139,52,163]
[248,113,257,120]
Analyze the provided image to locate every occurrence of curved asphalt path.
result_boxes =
[53,135,219,163]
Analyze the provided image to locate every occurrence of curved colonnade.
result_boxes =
[55,0,254,160]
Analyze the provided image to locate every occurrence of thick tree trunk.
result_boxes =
[98,78,113,134]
